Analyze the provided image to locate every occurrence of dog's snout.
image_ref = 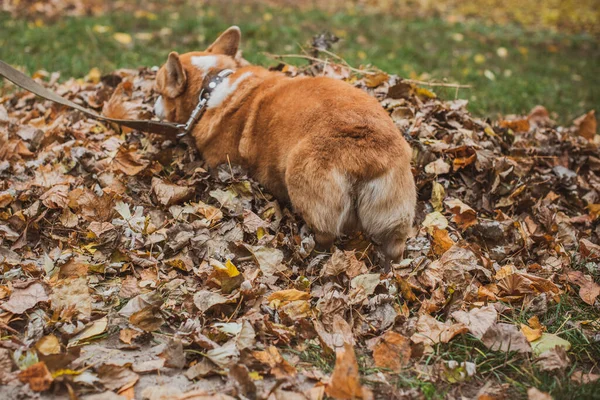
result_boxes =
[154,96,165,120]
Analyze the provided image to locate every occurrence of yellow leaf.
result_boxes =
[224,259,240,277]
[85,67,101,84]
[81,243,98,254]
[364,72,389,88]
[52,369,81,378]
[521,324,542,342]
[93,25,111,34]
[415,87,437,99]
[248,371,263,380]
[113,32,133,45]
[431,181,445,212]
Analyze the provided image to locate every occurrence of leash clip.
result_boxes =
[175,69,234,139]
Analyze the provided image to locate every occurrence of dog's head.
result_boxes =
[154,26,247,123]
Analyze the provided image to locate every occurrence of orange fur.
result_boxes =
[154,26,416,260]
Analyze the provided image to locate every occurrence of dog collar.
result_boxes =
[176,69,234,138]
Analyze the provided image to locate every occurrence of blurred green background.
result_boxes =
[1,0,598,123]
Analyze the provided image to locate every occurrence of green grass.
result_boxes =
[0,3,598,122]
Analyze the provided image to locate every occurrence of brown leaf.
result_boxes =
[451,305,497,339]
[102,82,140,133]
[444,198,477,230]
[1,281,49,314]
[573,110,597,140]
[321,249,367,278]
[579,238,600,260]
[112,146,148,176]
[535,346,570,371]
[372,331,411,371]
[40,184,70,209]
[431,227,455,256]
[97,364,139,391]
[18,362,53,391]
[252,346,297,379]
[566,270,600,305]
[50,277,91,319]
[499,118,530,132]
[314,314,355,352]
[268,289,310,303]
[481,323,532,353]
[159,339,186,369]
[527,387,552,400]
[325,343,373,400]
[411,314,468,346]
[151,177,195,207]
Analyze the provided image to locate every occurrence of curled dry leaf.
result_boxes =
[444,198,477,230]
[481,323,531,353]
[252,346,297,379]
[40,184,70,209]
[151,177,195,207]
[97,364,139,391]
[566,270,600,305]
[411,314,468,346]
[18,361,53,392]
[325,342,373,400]
[573,110,597,141]
[451,305,497,339]
[535,346,570,371]
[1,281,49,314]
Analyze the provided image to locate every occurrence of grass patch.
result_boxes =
[0,3,598,122]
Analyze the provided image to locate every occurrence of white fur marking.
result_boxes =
[206,72,253,109]
[191,55,218,73]
[331,170,353,234]
[154,96,165,119]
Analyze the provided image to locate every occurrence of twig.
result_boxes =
[264,52,471,89]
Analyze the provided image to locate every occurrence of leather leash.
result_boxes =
[0,60,230,138]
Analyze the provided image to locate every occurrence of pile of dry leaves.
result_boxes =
[0,55,599,400]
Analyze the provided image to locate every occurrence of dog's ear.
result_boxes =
[164,52,187,97]
[206,26,241,57]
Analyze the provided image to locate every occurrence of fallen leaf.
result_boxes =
[1,281,49,314]
[151,177,194,207]
[411,314,468,345]
[97,364,139,391]
[35,335,61,356]
[372,331,411,371]
[193,290,230,313]
[481,323,531,353]
[573,110,597,140]
[252,346,297,379]
[530,333,571,356]
[535,346,570,371]
[325,343,372,400]
[527,387,552,400]
[425,158,450,175]
[567,270,600,305]
[18,361,53,391]
[445,198,478,230]
[451,305,497,339]
[50,277,91,319]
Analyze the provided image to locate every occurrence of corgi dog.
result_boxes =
[154,26,416,260]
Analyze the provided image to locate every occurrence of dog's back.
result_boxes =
[233,74,416,259]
